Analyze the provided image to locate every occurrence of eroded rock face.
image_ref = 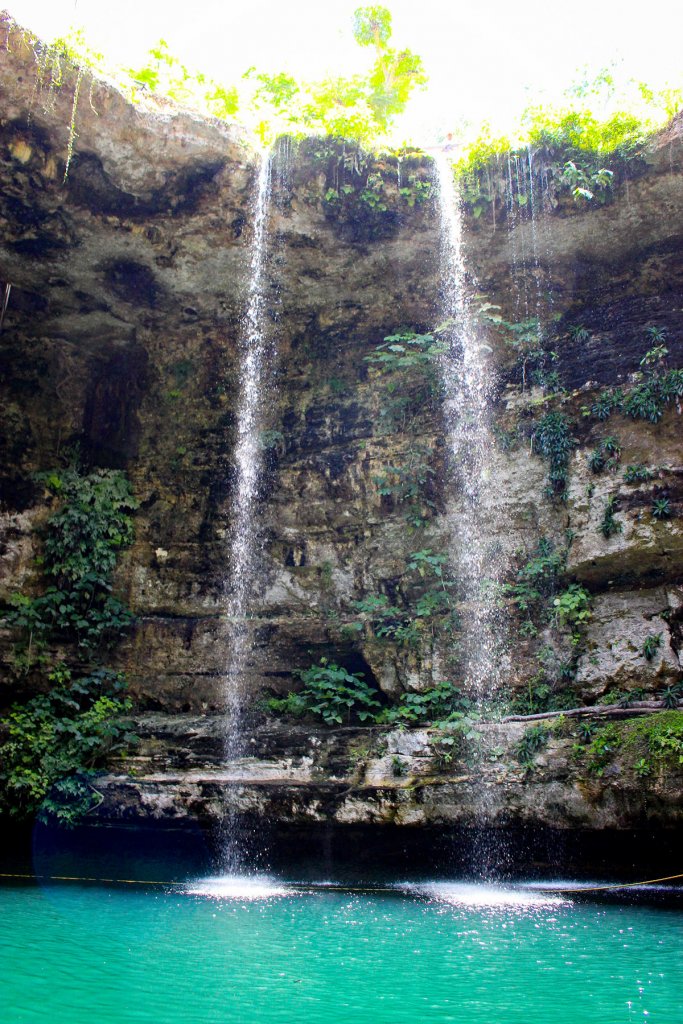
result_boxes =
[0,16,681,840]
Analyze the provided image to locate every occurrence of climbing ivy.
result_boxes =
[4,468,137,664]
[0,466,138,823]
[0,665,135,824]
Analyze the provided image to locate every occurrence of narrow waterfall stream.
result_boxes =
[221,152,273,871]
[434,154,509,871]
[434,154,505,710]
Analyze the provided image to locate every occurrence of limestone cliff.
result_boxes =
[0,15,682,850]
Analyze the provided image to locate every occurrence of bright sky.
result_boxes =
[6,0,683,143]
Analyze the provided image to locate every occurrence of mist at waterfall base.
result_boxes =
[2,875,682,1024]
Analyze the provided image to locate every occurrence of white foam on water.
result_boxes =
[397,880,571,909]
[182,875,291,901]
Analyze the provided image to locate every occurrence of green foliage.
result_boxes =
[399,174,432,207]
[640,633,662,662]
[349,540,459,657]
[0,665,135,824]
[372,446,436,527]
[651,498,672,520]
[365,329,447,434]
[352,6,393,48]
[128,38,239,118]
[533,412,575,497]
[268,673,473,731]
[476,308,560,391]
[359,171,388,210]
[450,70,682,221]
[3,468,137,661]
[599,495,623,539]
[18,28,107,179]
[553,584,591,634]
[259,428,285,451]
[429,718,480,768]
[568,324,591,343]
[0,466,137,823]
[510,677,577,716]
[517,724,550,765]
[659,683,683,710]
[366,331,448,373]
[582,711,683,777]
[377,681,471,725]
[328,376,349,395]
[246,7,426,144]
[598,687,645,709]
[623,464,654,484]
[587,436,621,474]
[559,160,613,202]
[524,103,648,161]
[352,593,421,647]
[35,6,424,147]
[504,538,564,616]
[407,548,448,582]
[584,338,683,426]
[576,720,597,742]
[269,659,381,725]
[587,388,623,421]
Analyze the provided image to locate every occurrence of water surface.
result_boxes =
[2,876,681,1023]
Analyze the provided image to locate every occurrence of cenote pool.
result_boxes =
[2,874,682,1023]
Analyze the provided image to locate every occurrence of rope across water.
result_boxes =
[1,872,682,892]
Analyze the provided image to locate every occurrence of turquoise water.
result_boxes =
[2,876,682,1023]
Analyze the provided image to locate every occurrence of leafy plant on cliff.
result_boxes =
[503,538,564,617]
[584,337,683,426]
[642,633,663,661]
[268,659,381,726]
[3,468,137,664]
[365,330,447,433]
[452,68,682,213]
[372,446,436,527]
[587,436,621,474]
[582,711,683,778]
[552,584,591,645]
[365,331,448,374]
[623,464,654,484]
[0,465,138,823]
[532,411,575,498]
[651,498,673,520]
[0,665,135,824]
[599,495,623,539]
[376,681,471,725]
[516,723,550,765]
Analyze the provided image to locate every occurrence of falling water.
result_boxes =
[435,155,509,875]
[434,153,504,706]
[220,152,273,871]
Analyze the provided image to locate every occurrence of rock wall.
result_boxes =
[1,16,682,848]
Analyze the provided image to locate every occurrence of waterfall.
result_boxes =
[434,153,504,707]
[221,152,273,871]
[435,154,508,874]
